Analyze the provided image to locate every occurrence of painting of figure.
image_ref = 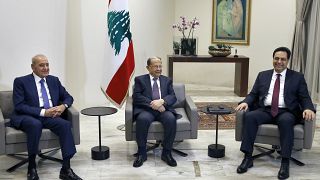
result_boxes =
[212,0,251,45]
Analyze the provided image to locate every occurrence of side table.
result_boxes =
[203,105,232,158]
[81,107,117,160]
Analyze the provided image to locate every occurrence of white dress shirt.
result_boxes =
[264,69,287,108]
[33,73,53,116]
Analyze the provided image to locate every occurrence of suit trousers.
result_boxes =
[135,110,176,155]
[18,115,76,159]
[240,108,297,158]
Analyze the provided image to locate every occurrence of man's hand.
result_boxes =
[235,102,248,112]
[150,99,165,110]
[157,105,165,112]
[303,109,315,121]
[44,105,66,118]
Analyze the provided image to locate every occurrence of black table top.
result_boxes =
[202,105,232,115]
[81,107,117,116]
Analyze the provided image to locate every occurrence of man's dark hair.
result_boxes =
[147,56,161,66]
[273,47,291,59]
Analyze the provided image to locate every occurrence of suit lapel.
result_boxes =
[28,74,40,107]
[144,75,152,98]
[159,76,166,98]
[262,70,273,96]
[283,69,293,97]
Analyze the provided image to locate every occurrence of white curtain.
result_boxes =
[289,0,312,73]
[305,0,320,101]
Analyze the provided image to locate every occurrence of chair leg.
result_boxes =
[290,157,305,166]
[6,156,29,173]
[253,145,305,166]
[133,141,188,157]
[6,148,62,173]
[38,148,63,163]
[171,148,188,157]
[252,144,276,159]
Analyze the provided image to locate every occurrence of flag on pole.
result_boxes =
[101,0,135,107]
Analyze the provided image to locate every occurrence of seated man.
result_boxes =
[235,47,316,179]
[132,56,179,167]
[11,54,82,180]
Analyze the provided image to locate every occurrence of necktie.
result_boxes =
[40,79,50,109]
[152,78,160,100]
[271,74,281,117]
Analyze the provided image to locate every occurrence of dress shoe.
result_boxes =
[59,168,82,180]
[161,153,177,167]
[27,168,39,180]
[133,155,147,168]
[278,162,289,179]
[236,157,253,174]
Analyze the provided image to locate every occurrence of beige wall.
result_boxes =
[173,0,296,88]
[0,0,296,109]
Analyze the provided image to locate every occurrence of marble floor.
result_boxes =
[1,85,320,179]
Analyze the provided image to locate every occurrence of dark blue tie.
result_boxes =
[40,79,50,109]
[152,78,160,100]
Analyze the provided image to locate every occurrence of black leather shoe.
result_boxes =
[278,162,289,179]
[59,168,82,180]
[236,157,253,174]
[27,168,39,180]
[161,153,177,167]
[133,155,147,168]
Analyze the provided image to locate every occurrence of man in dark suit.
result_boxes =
[11,54,82,180]
[235,47,316,179]
[132,56,178,168]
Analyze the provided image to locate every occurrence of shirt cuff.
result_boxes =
[40,109,46,117]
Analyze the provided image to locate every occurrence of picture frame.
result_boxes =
[212,0,251,45]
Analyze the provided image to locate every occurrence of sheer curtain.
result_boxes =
[305,0,320,101]
[289,0,312,73]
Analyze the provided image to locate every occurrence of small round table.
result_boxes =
[203,105,232,158]
[81,107,117,160]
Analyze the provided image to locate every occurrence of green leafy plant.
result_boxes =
[173,41,181,50]
[209,43,233,51]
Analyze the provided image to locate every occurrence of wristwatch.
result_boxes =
[64,104,69,108]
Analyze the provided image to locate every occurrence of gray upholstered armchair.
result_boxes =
[235,105,317,166]
[0,91,80,172]
[125,83,199,156]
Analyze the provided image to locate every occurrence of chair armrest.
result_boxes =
[125,97,133,141]
[235,110,245,141]
[66,106,80,145]
[0,109,5,154]
[303,118,316,149]
[184,96,199,138]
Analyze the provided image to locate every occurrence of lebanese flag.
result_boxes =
[101,0,135,107]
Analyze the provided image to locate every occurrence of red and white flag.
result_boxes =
[101,0,135,107]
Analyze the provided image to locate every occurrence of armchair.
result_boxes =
[0,91,80,172]
[235,105,317,166]
[125,83,199,156]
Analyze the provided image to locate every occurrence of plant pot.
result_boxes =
[181,38,196,56]
[174,49,180,55]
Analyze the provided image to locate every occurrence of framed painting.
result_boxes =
[212,0,251,45]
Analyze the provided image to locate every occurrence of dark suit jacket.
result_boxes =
[11,74,73,128]
[242,69,315,118]
[132,74,177,117]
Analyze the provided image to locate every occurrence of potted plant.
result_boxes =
[208,44,233,57]
[173,16,200,56]
[173,41,180,55]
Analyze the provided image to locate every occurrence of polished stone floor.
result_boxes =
[1,85,319,179]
